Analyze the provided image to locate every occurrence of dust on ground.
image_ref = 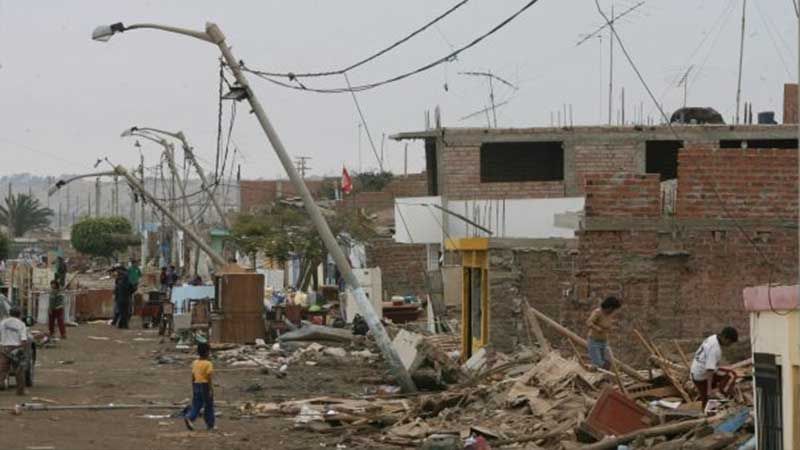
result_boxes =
[0,319,396,450]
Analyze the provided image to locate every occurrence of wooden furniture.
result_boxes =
[213,273,266,344]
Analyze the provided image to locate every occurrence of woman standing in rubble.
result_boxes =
[586,296,622,370]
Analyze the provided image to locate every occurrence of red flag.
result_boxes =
[341,166,353,195]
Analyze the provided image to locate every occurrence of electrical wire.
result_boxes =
[343,73,384,172]
[242,0,543,94]
[248,0,472,79]
[753,0,794,80]
[593,0,790,315]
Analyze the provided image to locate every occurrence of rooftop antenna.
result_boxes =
[734,0,747,124]
[576,1,646,126]
[677,64,694,108]
[459,71,518,127]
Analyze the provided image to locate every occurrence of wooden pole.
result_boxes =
[522,303,551,353]
[580,417,712,450]
[527,305,646,382]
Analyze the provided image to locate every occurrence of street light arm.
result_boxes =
[122,23,214,43]
[48,171,116,196]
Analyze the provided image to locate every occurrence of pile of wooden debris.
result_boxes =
[235,306,756,449]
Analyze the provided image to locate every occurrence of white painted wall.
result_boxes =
[750,310,800,450]
[393,197,444,244]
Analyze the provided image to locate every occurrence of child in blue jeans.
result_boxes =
[184,342,215,431]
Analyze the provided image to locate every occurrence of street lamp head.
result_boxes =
[120,126,139,138]
[48,180,66,197]
[92,22,125,42]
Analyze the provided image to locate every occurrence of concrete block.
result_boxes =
[392,329,426,372]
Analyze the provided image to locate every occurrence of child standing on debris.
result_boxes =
[586,296,622,370]
[690,326,739,408]
[184,342,215,431]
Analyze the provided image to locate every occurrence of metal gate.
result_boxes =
[755,352,783,450]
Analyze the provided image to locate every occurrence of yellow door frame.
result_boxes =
[448,238,489,360]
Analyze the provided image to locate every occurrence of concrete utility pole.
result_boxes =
[125,127,230,229]
[125,130,202,273]
[94,177,101,217]
[91,21,417,393]
[734,0,747,124]
[139,153,146,230]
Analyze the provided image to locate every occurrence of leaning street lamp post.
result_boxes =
[50,167,227,268]
[124,129,196,268]
[125,126,230,229]
[93,22,416,392]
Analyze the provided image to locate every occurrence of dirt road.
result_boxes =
[0,320,391,450]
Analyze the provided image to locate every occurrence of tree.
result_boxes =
[0,193,54,237]
[229,203,376,289]
[71,217,137,259]
[0,231,9,261]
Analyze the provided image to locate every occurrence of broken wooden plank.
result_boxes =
[527,305,646,382]
[580,417,712,450]
[633,329,691,403]
[523,303,551,353]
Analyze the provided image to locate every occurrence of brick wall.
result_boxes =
[584,173,661,218]
[239,180,326,211]
[440,146,565,200]
[574,142,639,193]
[500,146,799,360]
[365,238,427,297]
[677,145,798,219]
[784,83,798,124]
[383,173,429,198]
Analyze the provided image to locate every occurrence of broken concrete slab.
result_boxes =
[463,347,487,372]
[322,347,347,358]
[277,325,354,343]
[391,329,426,373]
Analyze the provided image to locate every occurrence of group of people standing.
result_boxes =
[111,260,141,329]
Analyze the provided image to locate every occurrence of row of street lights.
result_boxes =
[82,21,416,392]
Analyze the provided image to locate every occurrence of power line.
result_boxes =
[344,73,384,172]
[242,0,543,94]
[254,0,472,79]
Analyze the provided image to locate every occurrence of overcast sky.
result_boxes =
[0,1,796,179]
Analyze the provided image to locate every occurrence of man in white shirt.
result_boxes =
[690,326,738,407]
[0,307,28,395]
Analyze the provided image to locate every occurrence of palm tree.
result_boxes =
[0,193,54,237]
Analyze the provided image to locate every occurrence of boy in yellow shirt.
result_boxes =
[184,342,215,431]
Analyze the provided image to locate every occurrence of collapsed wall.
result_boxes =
[486,144,798,360]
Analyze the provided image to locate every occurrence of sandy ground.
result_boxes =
[0,319,396,450]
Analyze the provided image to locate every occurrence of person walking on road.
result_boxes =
[48,279,66,340]
[0,307,29,395]
[184,342,215,431]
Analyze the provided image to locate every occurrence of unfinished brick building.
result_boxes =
[394,124,798,359]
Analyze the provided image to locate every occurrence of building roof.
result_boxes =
[391,124,798,141]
